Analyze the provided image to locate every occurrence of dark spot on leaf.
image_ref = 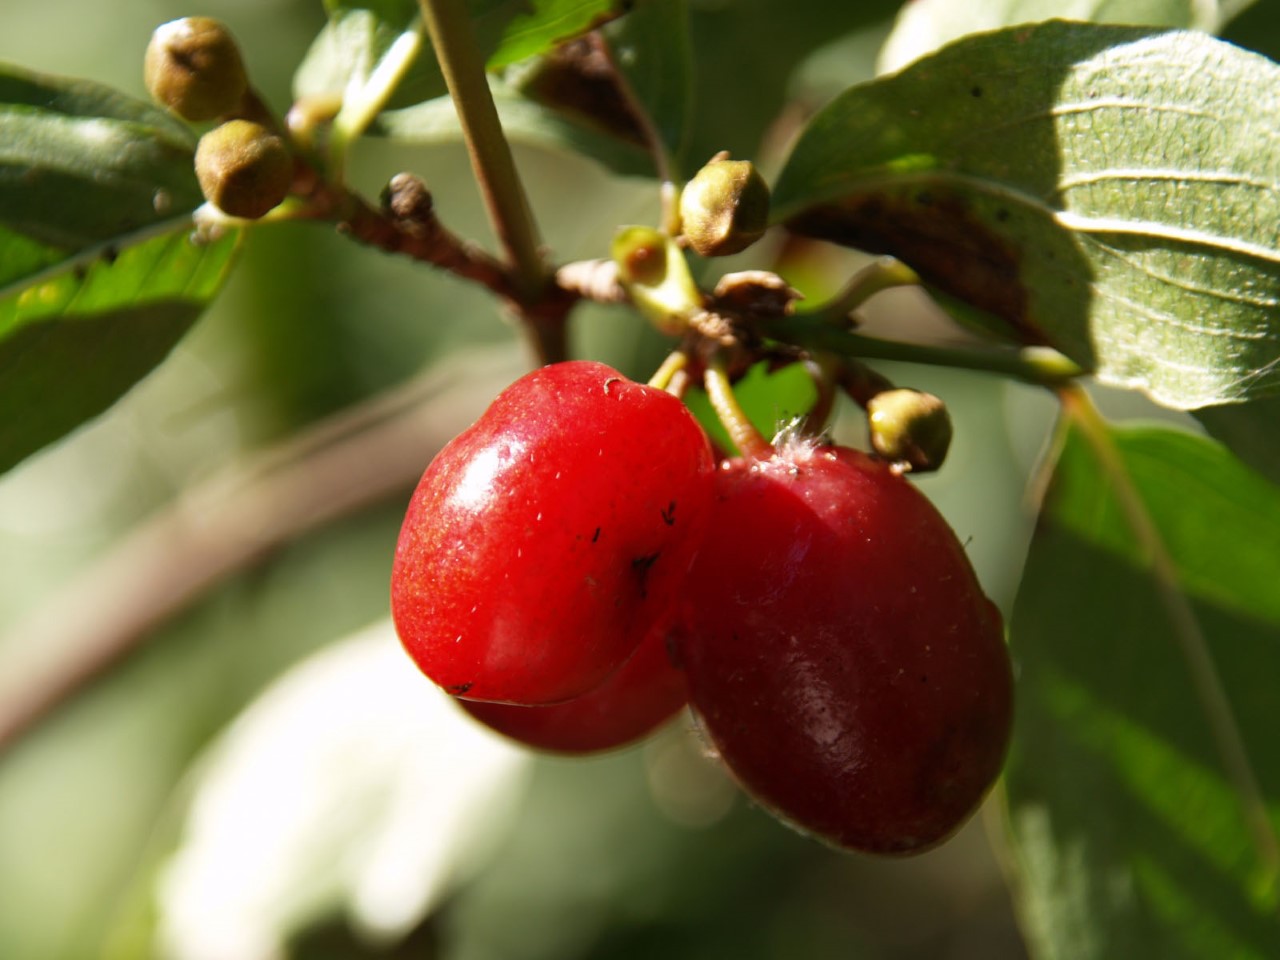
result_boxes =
[102,246,119,265]
[515,34,648,148]
[970,86,983,98]
[787,193,1049,346]
[661,501,676,526]
[631,551,660,599]
[995,208,1010,222]
[916,191,934,206]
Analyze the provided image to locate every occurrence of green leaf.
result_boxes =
[294,2,439,113]
[602,0,693,177]
[0,227,241,475]
[878,0,1246,73]
[296,0,628,120]
[154,623,530,957]
[0,65,238,475]
[0,67,203,249]
[374,82,652,176]
[1193,396,1280,487]
[486,0,625,69]
[683,361,819,455]
[1004,422,1280,959]
[772,23,1280,410]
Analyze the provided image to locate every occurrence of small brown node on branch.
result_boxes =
[384,173,436,227]
[710,271,803,323]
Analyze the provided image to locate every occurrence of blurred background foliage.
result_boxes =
[3,1,1278,958]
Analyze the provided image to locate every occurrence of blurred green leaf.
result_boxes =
[1193,397,1280,487]
[295,3,438,112]
[486,0,626,69]
[683,361,818,456]
[773,23,1280,410]
[0,64,238,475]
[152,623,529,960]
[877,0,1244,73]
[375,83,652,176]
[602,0,693,177]
[296,0,628,116]
[1004,422,1280,959]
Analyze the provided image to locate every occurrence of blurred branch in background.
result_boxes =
[0,348,526,757]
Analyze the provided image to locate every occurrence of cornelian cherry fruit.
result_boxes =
[457,615,687,753]
[391,361,714,706]
[674,440,1012,855]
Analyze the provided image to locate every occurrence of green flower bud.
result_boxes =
[867,389,953,473]
[195,120,292,219]
[145,17,248,122]
[679,157,770,258]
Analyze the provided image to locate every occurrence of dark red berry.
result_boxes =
[457,616,688,753]
[391,361,714,705]
[675,440,1012,854]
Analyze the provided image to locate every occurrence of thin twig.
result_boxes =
[0,349,526,756]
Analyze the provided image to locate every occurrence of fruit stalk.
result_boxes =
[417,0,545,304]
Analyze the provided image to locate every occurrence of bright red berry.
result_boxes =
[457,615,688,753]
[391,361,714,705]
[674,440,1012,854]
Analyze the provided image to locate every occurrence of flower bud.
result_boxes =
[867,389,953,473]
[195,120,292,219]
[145,17,248,122]
[679,158,770,257]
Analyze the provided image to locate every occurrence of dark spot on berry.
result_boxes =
[664,627,684,669]
[592,526,602,543]
[448,681,473,695]
[631,551,660,598]
[661,501,677,526]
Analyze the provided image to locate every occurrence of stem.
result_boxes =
[804,256,922,323]
[648,349,690,392]
[704,357,773,460]
[1057,384,1280,894]
[418,0,545,302]
[767,317,1084,388]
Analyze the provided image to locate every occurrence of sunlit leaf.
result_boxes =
[487,0,626,69]
[773,23,1280,409]
[0,65,238,475]
[1004,421,1280,959]
[155,622,531,960]
[877,0,1249,73]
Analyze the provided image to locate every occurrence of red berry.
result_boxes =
[675,440,1012,854]
[391,361,714,705]
[457,616,688,753]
